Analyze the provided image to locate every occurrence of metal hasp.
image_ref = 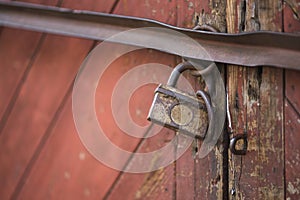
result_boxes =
[0,1,300,70]
[147,62,212,139]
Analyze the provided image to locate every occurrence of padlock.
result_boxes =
[147,62,210,139]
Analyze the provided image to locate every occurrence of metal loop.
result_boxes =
[166,62,194,87]
[230,134,248,155]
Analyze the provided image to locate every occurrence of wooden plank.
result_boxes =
[0,35,93,200]
[55,0,116,11]
[0,28,42,122]
[283,0,300,33]
[284,0,300,113]
[0,0,69,126]
[227,0,285,199]
[106,127,175,200]
[17,0,116,11]
[18,5,178,200]
[18,96,123,200]
[285,70,300,113]
[16,0,59,6]
[284,1,300,199]
[4,0,119,199]
[285,100,300,199]
[114,0,177,26]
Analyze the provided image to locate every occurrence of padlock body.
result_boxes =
[147,84,208,138]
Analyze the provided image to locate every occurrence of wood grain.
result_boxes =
[284,0,300,199]
[0,0,120,199]
[285,100,300,199]
[0,28,42,123]
[0,35,93,200]
[226,0,285,199]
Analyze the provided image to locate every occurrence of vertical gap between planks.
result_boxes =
[283,69,286,200]
[223,64,230,200]
[282,2,286,197]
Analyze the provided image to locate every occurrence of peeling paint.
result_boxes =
[195,0,227,32]
[259,184,284,199]
[287,181,300,195]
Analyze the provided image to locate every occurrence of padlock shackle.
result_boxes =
[167,62,194,87]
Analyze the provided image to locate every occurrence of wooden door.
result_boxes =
[0,0,299,200]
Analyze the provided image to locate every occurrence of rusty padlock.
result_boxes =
[147,62,211,139]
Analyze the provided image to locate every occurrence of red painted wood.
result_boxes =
[176,0,211,28]
[285,70,300,120]
[2,0,119,199]
[17,0,59,6]
[114,0,177,26]
[285,100,300,199]
[283,0,300,33]
[284,1,300,199]
[99,1,180,199]
[17,0,115,12]
[58,0,116,11]
[0,35,93,199]
[284,0,300,113]
[95,49,176,151]
[0,28,42,121]
[10,1,178,200]
[106,129,175,200]
[18,97,122,200]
